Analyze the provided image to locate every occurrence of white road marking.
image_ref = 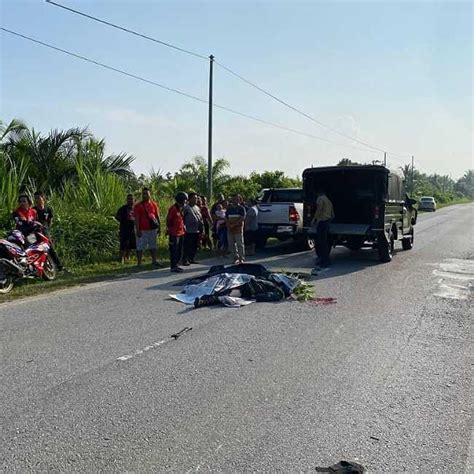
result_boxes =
[117,339,166,361]
[433,258,474,300]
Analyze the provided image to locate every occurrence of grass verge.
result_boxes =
[0,248,216,303]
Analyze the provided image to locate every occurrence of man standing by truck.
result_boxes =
[311,189,334,267]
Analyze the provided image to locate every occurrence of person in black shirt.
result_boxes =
[33,191,64,271]
[115,193,137,263]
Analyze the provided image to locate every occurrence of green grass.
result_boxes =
[0,247,216,303]
[437,198,472,209]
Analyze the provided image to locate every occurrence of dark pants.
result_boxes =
[42,229,63,270]
[49,245,63,270]
[183,233,199,263]
[244,230,257,245]
[169,235,184,269]
[315,220,331,266]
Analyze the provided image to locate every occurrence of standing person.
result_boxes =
[226,194,246,264]
[115,193,136,264]
[182,192,203,265]
[167,192,187,273]
[244,198,259,256]
[33,191,53,229]
[133,187,160,266]
[310,189,335,268]
[33,191,64,271]
[215,202,228,257]
[199,195,213,250]
[210,193,225,248]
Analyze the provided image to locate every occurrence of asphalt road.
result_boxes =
[1,204,473,472]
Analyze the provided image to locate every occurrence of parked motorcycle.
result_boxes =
[0,225,57,294]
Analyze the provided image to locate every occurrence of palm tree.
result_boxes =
[178,156,230,197]
[0,119,28,146]
[75,137,135,180]
[7,126,89,191]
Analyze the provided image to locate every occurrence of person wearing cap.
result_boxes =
[167,192,187,272]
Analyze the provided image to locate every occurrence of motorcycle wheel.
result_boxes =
[0,273,14,294]
[42,255,57,281]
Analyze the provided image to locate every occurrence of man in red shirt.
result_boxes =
[133,187,160,266]
[166,192,187,273]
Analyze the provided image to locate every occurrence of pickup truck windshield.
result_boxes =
[260,189,303,203]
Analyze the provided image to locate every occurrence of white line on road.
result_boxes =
[117,339,167,361]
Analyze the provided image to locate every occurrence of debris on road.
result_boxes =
[170,327,192,339]
[315,460,365,473]
[311,297,337,305]
[292,280,315,302]
[169,263,309,308]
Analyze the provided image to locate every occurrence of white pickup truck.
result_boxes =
[256,188,315,250]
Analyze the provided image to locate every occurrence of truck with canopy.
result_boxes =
[303,165,417,262]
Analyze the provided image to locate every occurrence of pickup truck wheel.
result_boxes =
[297,235,315,250]
[378,230,394,263]
[402,228,414,250]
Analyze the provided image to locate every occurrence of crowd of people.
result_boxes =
[115,188,260,273]
[9,186,334,274]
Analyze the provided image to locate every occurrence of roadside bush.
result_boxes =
[51,211,118,265]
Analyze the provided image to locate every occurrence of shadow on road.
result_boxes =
[139,240,387,293]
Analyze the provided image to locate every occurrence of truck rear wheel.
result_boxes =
[378,230,394,263]
[297,235,315,251]
[402,228,414,250]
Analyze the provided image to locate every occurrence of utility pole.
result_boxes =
[207,54,214,203]
[383,152,387,167]
[411,155,415,194]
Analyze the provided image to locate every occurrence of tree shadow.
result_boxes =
[136,240,393,292]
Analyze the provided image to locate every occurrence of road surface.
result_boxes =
[1,204,473,472]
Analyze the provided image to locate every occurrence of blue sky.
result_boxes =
[1,0,472,178]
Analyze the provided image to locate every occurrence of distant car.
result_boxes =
[418,196,437,212]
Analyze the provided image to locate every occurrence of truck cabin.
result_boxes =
[302,165,405,228]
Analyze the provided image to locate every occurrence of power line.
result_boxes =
[1,27,399,159]
[45,0,412,160]
[215,60,386,153]
[44,0,208,61]
[45,0,411,160]
[0,28,208,104]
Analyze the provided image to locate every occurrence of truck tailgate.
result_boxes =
[257,203,291,225]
